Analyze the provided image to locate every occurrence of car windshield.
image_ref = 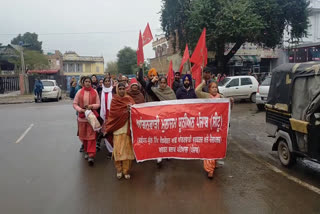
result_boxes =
[218,77,231,86]
[261,77,271,86]
[42,81,54,86]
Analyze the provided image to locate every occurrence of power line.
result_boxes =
[0,29,163,36]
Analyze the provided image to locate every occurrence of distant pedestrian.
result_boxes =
[70,80,77,99]
[34,78,44,103]
[172,71,182,94]
[91,75,98,89]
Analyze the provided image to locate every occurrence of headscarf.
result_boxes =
[151,85,176,101]
[105,84,135,135]
[100,78,113,121]
[182,74,192,83]
[148,68,157,78]
[127,78,145,104]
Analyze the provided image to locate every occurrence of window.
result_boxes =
[261,77,271,86]
[218,77,231,86]
[227,78,239,87]
[42,81,54,86]
[77,64,80,72]
[241,78,252,86]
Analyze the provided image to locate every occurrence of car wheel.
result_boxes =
[277,139,296,167]
[250,93,256,103]
[55,95,59,102]
[257,104,265,111]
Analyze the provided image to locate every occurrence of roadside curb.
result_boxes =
[0,100,34,105]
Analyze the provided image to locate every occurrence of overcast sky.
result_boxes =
[0,0,163,64]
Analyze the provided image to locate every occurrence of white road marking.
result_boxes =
[233,142,320,195]
[15,124,34,144]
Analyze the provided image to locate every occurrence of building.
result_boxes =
[284,0,320,63]
[47,50,63,75]
[150,34,183,75]
[62,51,104,76]
[150,34,280,76]
[226,43,280,76]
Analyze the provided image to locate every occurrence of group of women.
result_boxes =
[72,65,231,180]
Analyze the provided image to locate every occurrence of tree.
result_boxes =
[117,47,137,75]
[11,32,43,52]
[105,61,119,75]
[8,50,48,71]
[160,0,309,73]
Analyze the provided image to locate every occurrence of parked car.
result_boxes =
[35,79,62,102]
[218,76,259,102]
[256,76,271,110]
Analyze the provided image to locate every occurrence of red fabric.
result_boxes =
[136,31,144,65]
[166,60,174,89]
[142,23,153,46]
[78,122,96,140]
[129,78,138,86]
[83,140,96,157]
[179,44,190,73]
[131,100,230,162]
[27,70,59,74]
[104,92,110,120]
[190,28,207,67]
[191,64,202,88]
[78,87,97,118]
[105,95,135,135]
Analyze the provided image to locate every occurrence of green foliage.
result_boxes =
[160,0,310,72]
[11,32,43,52]
[117,47,137,75]
[105,61,119,75]
[9,50,48,70]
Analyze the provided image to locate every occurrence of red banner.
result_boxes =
[130,99,230,162]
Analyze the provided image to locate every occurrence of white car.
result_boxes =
[35,79,62,102]
[256,76,271,110]
[218,76,259,102]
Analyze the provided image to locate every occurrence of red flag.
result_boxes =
[190,28,207,67]
[179,44,190,73]
[191,64,202,88]
[136,31,144,65]
[142,23,153,46]
[166,60,174,89]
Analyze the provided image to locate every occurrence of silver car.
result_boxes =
[256,76,271,110]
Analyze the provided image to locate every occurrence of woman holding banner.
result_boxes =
[148,76,176,166]
[196,80,222,178]
[105,83,135,180]
[73,76,100,165]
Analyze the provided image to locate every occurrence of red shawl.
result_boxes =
[105,95,135,135]
[78,87,98,118]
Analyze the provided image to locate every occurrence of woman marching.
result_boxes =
[100,77,114,157]
[104,83,135,179]
[147,76,176,166]
[195,78,233,179]
[73,76,100,165]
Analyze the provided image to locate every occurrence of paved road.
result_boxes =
[0,101,320,214]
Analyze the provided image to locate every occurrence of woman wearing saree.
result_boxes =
[105,83,135,179]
